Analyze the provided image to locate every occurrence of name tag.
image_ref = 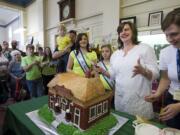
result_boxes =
[173,90,180,101]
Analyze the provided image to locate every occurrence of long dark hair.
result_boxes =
[75,33,91,55]
[42,47,52,62]
[117,22,140,49]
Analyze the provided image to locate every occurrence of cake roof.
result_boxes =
[48,72,106,102]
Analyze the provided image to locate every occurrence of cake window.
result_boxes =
[49,96,54,108]
[50,102,54,108]
[50,95,54,101]
[103,101,108,113]
[61,98,67,105]
[57,97,61,105]
[89,106,96,120]
[97,103,102,116]
[75,108,80,114]
[74,108,80,126]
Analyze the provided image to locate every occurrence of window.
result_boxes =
[49,95,54,108]
[138,33,169,61]
[74,108,80,126]
[89,106,96,121]
[61,98,67,105]
[103,101,108,113]
[57,96,61,106]
[75,108,80,114]
[61,97,68,111]
[97,103,102,116]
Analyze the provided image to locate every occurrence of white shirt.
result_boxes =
[0,53,8,76]
[159,45,180,94]
[109,43,159,119]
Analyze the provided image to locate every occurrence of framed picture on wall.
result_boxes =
[148,11,163,26]
[119,16,136,24]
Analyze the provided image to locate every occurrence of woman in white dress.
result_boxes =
[109,22,159,119]
[145,9,180,129]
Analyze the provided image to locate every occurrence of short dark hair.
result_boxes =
[3,41,8,45]
[26,44,34,50]
[68,30,77,35]
[117,22,140,49]
[38,47,43,51]
[161,9,180,31]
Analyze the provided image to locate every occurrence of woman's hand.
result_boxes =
[159,103,180,121]
[132,58,146,77]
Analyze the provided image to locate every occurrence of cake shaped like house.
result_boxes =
[47,72,113,130]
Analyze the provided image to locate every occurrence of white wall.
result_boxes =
[44,0,120,50]
[120,0,180,29]
[0,18,23,49]
[25,0,180,50]
[0,27,6,43]
[26,0,44,46]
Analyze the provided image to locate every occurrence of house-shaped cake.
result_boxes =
[47,72,113,130]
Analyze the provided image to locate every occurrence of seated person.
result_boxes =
[8,50,26,98]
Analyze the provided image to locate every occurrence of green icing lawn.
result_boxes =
[57,114,118,135]
[38,104,55,125]
[57,123,78,135]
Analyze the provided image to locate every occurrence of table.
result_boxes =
[3,96,166,135]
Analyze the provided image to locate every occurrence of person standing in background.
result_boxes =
[53,24,72,73]
[68,30,77,51]
[21,44,44,98]
[41,47,56,95]
[37,47,44,57]
[109,22,159,119]
[145,9,180,129]
[11,40,26,56]
[2,41,11,61]
[0,45,9,103]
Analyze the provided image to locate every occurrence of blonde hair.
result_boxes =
[58,24,67,32]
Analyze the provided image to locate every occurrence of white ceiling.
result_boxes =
[0,7,19,26]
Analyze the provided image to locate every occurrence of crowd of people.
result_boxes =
[0,9,179,129]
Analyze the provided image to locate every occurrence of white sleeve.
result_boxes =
[159,49,168,70]
[143,46,159,80]
[109,53,116,80]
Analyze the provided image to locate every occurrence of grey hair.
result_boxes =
[10,50,21,60]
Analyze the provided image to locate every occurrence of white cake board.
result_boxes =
[26,110,128,135]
